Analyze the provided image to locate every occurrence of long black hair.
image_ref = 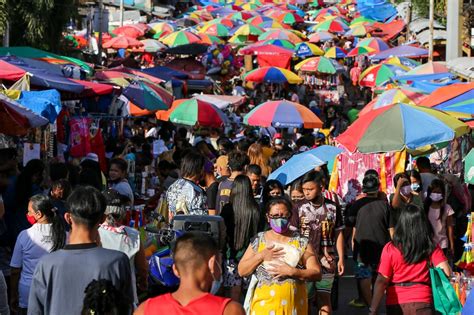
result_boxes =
[16,159,45,205]
[408,169,423,193]
[81,279,131,315]
[424,178,446,220]
[261,179,284,207]
[30,194,66,252]
[393,204,435,264]
[230,175,260,251]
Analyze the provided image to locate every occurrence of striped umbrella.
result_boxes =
[336,103,470,153]
[258,29,303,43]
[312,19,349,34]
[244,100,323,128]
[244,66,302,84]
[295,56,343,74]
[160,30,202,47]
[360,87,427,115]
[357,37,389,52]
[324,46,347,58]
[308,31,335,43]
[347,46,376,57]
[295,42,324,57]
[234,24,265,36]
[419,82,474,115]
[260,39,296,49]
[276,11,304,25]
[199,23,230,37]
[359,64,407,87]
[383,57,420,69]
[168,98,229,127]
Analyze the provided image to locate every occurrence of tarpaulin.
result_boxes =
[257,54,291,69]
[18,89,61,123]
[0,60,25,81]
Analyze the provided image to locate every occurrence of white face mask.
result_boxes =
[430,193,444,202]
[400,185,412,197]
[209,259,222,295]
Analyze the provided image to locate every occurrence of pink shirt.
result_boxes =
[428,204,454,249]
[350,66,361,83]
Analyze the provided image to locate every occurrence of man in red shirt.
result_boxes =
[135,233,244,315]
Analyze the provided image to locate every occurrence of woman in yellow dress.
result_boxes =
[238,197,321,315]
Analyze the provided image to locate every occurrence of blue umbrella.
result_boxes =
[268,145,343,185]
[122,81,170,111]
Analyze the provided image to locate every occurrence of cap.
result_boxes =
[274,133,282,139]
[82,153,99,163]
[215,155,228,169]
[362,174,380,193]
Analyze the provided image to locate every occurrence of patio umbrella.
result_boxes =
[136,39,167,53]
[206,17,236,28]
[0,94,49,135]
[247,15,273,26]
[160,30,202,48]
[276,11,304,25]
[227,11,254,21]
[464,149,474,185]
[122,81,172,111]
[112,25,147,38]
[243,99,323,128]
[406,62,449,75]
[103,36,144,49]
[294,42,324,58]
[347,46,376,57]
[359,64,407,87]
[312,19,349,34]
[295,56,343,74]
[371,45,429,61]
[344,24,371,37]
[260,39,296,49]
[336,103,470,153]
[234,24,265,36]
[419,82,474,115]
[268,145,343,185]
[149,22,175,35]
[351,16,376,26]
[198,34,224,45]
[359,87,427,116]
[168,98,229,127]
[308,31,335,43]
[239,44,294,56]
[259,20,291,29]
[324,46,347,58]
[199,23,230,37]
[258,29,303,43]
[357,37,389,52]
[244,66,302,84]
[383,56,420,69]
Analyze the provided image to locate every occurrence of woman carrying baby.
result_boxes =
[238,197,321,315]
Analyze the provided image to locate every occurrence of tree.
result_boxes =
[0,0,78,52]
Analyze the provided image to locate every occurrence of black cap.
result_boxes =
[362,174,380,193]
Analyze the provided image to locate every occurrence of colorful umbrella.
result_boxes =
[241,3,259,10]
[294,42,324,58]
[259,20,291,29]
[168,98,229,127]
[198,23,230,37]
[357,37,389,52]
[239,44,294,56]
[103,36,144,49]
[247,15,273,26]
[122,81,172,111]
[149,22,175,35]
[308,31,335,43]
[336,103,470,153]
[350,16,376,26]
[276,11,304,25]
[312,19,349,34]
[243,100,323,128]
[234,24,265,36]
[371,45,429,61]
[206,17,236,28]
[160,30,202,47]
[294,56,343,74]
[406,62,449,75]
[260,39,296,49]
[324,46,347,58]
[464,149,474,185]
[112,25,147,38]
[227,11,254,21]
[258,29,302,43]
[419,82,474,115]
[359,87,427,115]
[0,94,49,135]
[345,24,371,37]
[244,66,302,84]
[136,39,167,53]
[383,56,420,69]
[198,34,224,45]
[347,45,376,57]
[359,64,407,87]
[268,145,343,185]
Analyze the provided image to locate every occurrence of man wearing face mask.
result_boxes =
[135,232,245,315]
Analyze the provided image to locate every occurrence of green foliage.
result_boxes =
[0,0,78,52]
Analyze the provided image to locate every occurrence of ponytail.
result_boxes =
[30,194,66,251]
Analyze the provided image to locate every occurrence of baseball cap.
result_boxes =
[362,174,380,193]
[81,153,99,163]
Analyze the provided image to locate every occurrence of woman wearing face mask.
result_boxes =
[424,179,455,256]
[389,173,423,236]
[108,158,134,206]
[408,170,423,199]
[9,195,66,314]
[238,197,321,315]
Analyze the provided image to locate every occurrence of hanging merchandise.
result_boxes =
[90,124,107,172]
[69,117,92,157]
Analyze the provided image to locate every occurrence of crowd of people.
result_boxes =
[0,123,471,315]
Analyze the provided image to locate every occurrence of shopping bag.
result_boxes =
[243,275,258,315]
[430,266,462,315]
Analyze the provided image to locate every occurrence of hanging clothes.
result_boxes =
[69,117,92,157]
[90,127,107,172]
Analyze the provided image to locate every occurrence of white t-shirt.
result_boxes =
[10,224,53,307]
[428,204,454,249]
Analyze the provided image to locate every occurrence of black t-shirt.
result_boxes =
[206,181,219,210]
[345,197,376,228]
[216,178,234,214]
[353,197,391,265]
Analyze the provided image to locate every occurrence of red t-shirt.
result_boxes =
[144,293,231,315]
[378,242,447,305]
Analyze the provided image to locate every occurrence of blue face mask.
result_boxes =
[210,260,222,295]
[411,183,420,192]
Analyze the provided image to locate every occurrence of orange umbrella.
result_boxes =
[156,99,187,121]
[103,36,143,49]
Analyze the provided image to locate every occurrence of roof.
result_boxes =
[408,18,445,34]
[416,29,447,45]
[447,57,474,80]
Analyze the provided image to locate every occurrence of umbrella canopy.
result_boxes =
[294,42,324,58]
[136,39,167,53]
[276,11,304,25]
[419,82,474,115]
[371,45,429,61]
[259,20,291,29]
[324,46,347,58]
[227,11,255,21]
[149,22,175,35]
[103,36,143,49]
[234,24,265,36]
[0,59,27,81]
[122,81,172,111]
[336,103,470,153]
[168,98,228,127]
[312,19,349,34]
[356,37,389,52]
[198,34,224,45]
[160,30,202,47]
[247,15,274,26]
[406,61,449,75]
[345,24,371,37]
[359,64,407,87]
[112,24,147,38]
[295,56,343,74]
[308,31,335,43]
[199,23,230,37]
[268,145,343,185]
[464,149,474,185]
[0,94,49,135]
[259,39,296,49]
[244,99,323,128]
[244,66,302,84]
[347,45,375,57]
[360,87,427,116]
[383,56,420,69]
[239,44,294,56]
[258,29,303,43]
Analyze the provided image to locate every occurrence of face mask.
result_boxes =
[269,217,290,234]
[210,260,222,295]
[400,186,412,197]
[430,193,444,202]
[274,139,282,145]
[411,183,420,192]
[26,213,37,225]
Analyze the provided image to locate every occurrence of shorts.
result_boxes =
[386,302,433,315]
[223,259,242,287]
[355,262,378,280]
[307,272,335,298]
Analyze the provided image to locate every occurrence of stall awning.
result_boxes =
[193,94,246,109]
[72,79,115,96]
[0,60,26,81]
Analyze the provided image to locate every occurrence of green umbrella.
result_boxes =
[465,149,474,184]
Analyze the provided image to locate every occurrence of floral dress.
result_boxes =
[250,232,309,315]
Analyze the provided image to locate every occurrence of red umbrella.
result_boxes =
[103,36,144,49]
[239,44,294,56]
[112,24,148,38]
[0,59,26,80]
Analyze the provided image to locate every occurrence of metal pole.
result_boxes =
[120,0,124,27]
[428,0,434,61]
[98,0,103,65]
[2,21,9,47]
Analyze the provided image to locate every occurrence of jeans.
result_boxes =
[0,270,9,315]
